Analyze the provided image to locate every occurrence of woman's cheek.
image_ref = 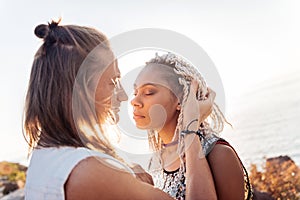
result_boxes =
[147,104,167,131]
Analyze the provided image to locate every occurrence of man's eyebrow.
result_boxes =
[133,83,157,89]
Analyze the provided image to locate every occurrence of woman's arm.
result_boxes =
[182,81,217,200]
[184,127,217,200]
[65,156,173,200]
[207,144,245,200]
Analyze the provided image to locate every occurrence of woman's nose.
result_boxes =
[117,86,128,102]
[130,95,142,108]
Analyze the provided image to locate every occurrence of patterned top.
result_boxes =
[151,134,253,200]
[152,168,186,200]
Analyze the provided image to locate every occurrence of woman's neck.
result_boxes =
[157,116,181,170]
[159,124,181,171]
[157,109,180,144]
[158,119,178,144]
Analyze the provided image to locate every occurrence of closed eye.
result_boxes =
[132,91,154,96]
[145,92,154,95]
[133,85,157,96]
[144,89,156,95]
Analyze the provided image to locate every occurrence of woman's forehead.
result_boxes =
[107,61,120,79]
[113,61,121,77]
[98,60,120,83]
[134,63,179,92]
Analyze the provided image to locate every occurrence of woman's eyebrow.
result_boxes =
[113,74,121,79]
[133,83,157,89]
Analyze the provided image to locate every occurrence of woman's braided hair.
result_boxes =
[147,52,229,172]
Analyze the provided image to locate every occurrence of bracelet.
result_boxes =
[184,119,198,130]
[180,129,205,141]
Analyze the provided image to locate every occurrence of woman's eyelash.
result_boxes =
[133,91,154,96]
[145,92,154,95]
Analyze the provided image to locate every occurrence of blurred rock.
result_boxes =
[0,188,24,200]
[253,189,274,200]
[0,162,27,198]
[2,183,18,195]
[250,155,300,200]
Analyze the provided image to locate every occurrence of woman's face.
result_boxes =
[131,65,179,132]
[95,60,128,123]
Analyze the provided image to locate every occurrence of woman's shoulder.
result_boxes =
[65,156,131,198]
[26,147,132,189]
[65,156,173,199]
[207,139,250,200]
[25,146,136,198]
[207,139,242,167]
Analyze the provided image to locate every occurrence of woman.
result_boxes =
[131,52,253,200]
[23,20,216,199]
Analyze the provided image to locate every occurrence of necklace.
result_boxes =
[162,140,178,148]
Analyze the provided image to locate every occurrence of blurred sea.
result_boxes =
[222,70,300,169]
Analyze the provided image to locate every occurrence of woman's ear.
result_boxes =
[176,103,181,111]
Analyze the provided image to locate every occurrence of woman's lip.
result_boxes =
[133,113,145,120]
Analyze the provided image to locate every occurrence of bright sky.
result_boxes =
[1,0,299,165]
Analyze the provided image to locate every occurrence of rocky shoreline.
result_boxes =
[0,162,26,200]
[250,155,300,199]
[1,155,299,199]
